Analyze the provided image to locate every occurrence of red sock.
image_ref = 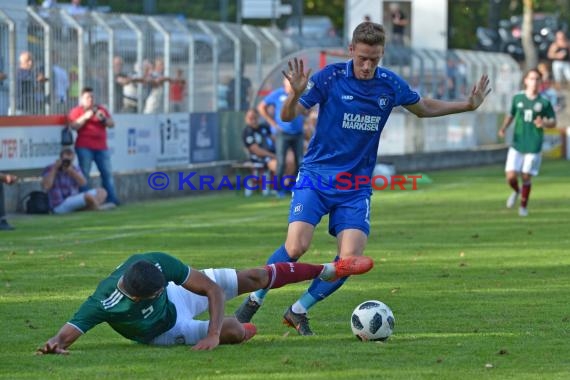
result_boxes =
[265,262,324,289]
[521,182,531,207]
[508,177,520,193]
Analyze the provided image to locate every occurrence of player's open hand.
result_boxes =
[282,58,312,97]
[191,335,220,351]
[36,342,69,355]
[468,74,492,110]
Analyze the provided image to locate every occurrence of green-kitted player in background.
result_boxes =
[499,68,556,217]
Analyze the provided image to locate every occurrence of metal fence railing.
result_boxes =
[0,6,292,116]
[0,6,522,119]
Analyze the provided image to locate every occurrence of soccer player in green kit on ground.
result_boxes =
[36,252,372,354]
[499,68,556,217]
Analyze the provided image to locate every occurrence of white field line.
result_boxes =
[1,214,268,251]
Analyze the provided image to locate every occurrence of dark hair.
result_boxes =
[81,87,94,95]
[59,147,74,158]
[526,68,542,80]
[352,22,385,46]
[122,260,166,298]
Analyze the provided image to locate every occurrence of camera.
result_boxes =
[61,158,72,168]
[94,107,106,123]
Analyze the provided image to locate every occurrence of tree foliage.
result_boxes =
[48,0,570,48]
[88,0,344,31]
[448,0,570,49]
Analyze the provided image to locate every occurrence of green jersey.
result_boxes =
[68,252,190,344]
[510,92,555,153]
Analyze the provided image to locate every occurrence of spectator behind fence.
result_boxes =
[547,31,570,89]
[113,56,130,112]
[0,60,7,115]
[65,0,87,16]
[169,68,186,112]
[143,58,171,114]
[41,148,108,214]
[121,61,146,113]
[390,3,408,46]
[537,61,561,110]
[52,62,70,114]
[16,51,48,115]
[227,63,252,111]
[68,87,120,206]
[0,173,17,231]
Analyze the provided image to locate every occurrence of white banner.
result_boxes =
[155,113,190,168]
[0,116,64,171]
[109,114,160,173]
[0,113,192,173]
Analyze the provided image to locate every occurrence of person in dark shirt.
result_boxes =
[242,109,277,171]
[227,63,252,111]
[16,51,48,114]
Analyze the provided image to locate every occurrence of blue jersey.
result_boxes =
[299,61,420,191]
[264,87,304,135]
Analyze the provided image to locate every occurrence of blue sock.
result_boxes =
[252,245,296,301]
[301,256,348,312]
[265,245,294,265]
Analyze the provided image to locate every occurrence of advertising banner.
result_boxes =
[108,114,159,172]
[190,112,219,163]
[156,113,190,168]
[0,116,64,171]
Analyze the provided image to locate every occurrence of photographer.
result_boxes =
[68,87,120,206]
[41,148,107,214]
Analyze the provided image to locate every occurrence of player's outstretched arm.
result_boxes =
[405,74,491,118]
[281,57,311,122]
[36,324,82,355]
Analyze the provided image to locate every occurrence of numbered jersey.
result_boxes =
[68,253,190,343]
[510,92,555,153]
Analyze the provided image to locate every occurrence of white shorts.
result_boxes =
[505,147,542,176]
[150,268,238,346]
[53,189,98,214]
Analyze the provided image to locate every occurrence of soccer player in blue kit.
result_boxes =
[235,21,491,335]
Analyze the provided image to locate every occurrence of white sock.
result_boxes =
[318,263,335,280]
[291,301,307,314]
[249,292,263,305]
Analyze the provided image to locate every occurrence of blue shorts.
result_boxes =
[288,186,372,236]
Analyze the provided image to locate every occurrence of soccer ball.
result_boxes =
[351,300,395,341]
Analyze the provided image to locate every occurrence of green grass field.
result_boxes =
[1,160,569,379]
